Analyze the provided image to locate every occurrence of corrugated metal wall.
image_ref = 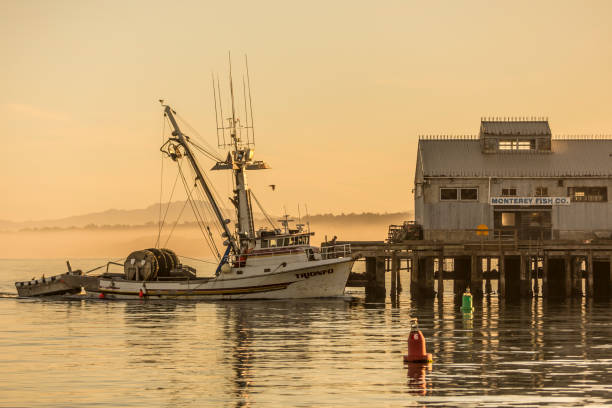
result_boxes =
[416,177,612,240]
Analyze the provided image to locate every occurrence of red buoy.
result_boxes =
[404,318,433,363]
[98,292,105,299]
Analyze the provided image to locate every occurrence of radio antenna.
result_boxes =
[216,74,226,147]
[245,54,255,146]
[242,75,250,145]
[228,51,238,146]
[212,72,221,147]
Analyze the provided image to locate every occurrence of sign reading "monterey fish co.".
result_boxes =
[490,197,571,206]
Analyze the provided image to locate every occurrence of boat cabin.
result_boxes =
[258,233,311,249]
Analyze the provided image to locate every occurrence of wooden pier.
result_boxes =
[344,239,612,301]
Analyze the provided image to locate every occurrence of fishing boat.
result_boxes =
[77,65,355,300]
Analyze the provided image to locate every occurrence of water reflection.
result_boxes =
[220,303,255,408]
[406,362,432,395]
[3,261,612,407]
[218,299,353,407]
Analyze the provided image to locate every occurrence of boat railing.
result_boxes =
[247,247,308,257]
[320,243,351,259]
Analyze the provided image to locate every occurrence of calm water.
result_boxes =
[1,259,612,407]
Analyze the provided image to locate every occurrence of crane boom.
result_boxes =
[163,105,239,254]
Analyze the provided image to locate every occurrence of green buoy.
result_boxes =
[460,288,473,313]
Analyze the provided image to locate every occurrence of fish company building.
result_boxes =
[347,117,612,301]
[415,118,612,241]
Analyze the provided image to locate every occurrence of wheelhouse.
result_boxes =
[258,233,311,249]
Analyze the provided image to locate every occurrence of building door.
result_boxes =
[494,208,552,240]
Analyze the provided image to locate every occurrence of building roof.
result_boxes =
[417,138,612,178]
[480,120,551,136]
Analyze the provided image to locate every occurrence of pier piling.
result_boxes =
[346,239,612,302]
[470,254,483,298]
[454,257,469,301]
[437,257,444,299]
[586,253,594,298]
[390,252,399,300]
[485,257,492,294]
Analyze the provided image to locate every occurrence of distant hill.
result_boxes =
[0,203,413,232]
[0,201,230,232]
[0,209,413,258]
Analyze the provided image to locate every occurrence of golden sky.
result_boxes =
[1,0,612,222]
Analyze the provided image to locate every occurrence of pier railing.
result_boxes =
[321,243,351,259]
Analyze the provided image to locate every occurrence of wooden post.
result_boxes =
[410,254,419,298]
[499,254,506,298]
[396,258,402,294]
[365,257,376,293]
[533,257,540,297]
[542,252,548,298]
[572,257,582,297]
[586,252,594,298]
[471,253,483,298]
[390,251,398,300]
[485,257,492,294]
[375,256,386,298]
[609,255,612,299]
[520,252,530,298]
[437,257,444,299]
[526,255,533,297]
[564,254,572,299]
[424,257,435,298]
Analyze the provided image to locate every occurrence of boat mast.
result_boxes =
[228,62,255,246]
[162,104,239,254]
[212,56,269,250]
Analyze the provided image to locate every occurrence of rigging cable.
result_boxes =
[176,254,219,265]
[181,150,224,239]
[193,183,224,239]
[250,189,277,230]
[187,142,231,237]
[175,112,224,161]
[162,193,191,248]
[189,140,225,163]
[161,160,191,248]
[175,162,222,260]
[155,166,181,248]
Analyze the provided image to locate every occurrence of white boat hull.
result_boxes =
[85,257,354,300]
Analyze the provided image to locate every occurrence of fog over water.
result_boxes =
[0,217,401,259]
[2,259,612,407]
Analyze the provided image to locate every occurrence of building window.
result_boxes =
[535,187,548,197]
[568,187,607,202]
[502,188,517,196]
[460,188,478,200]
[440,188,478,201]
[499,139,535,151]
[440,188,458,200]
[501,212,516,226]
